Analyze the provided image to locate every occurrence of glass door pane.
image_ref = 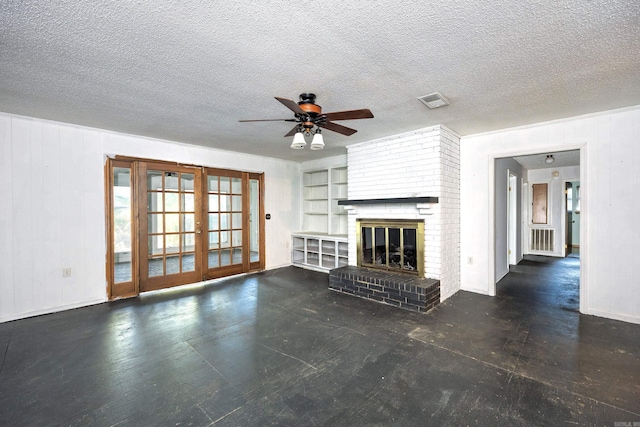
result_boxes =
[113,167,132,284]
[146,171,196,276]
[207,175,243,269]
[249,178,260,263]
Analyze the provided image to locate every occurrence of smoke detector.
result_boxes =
[418,92,450,109]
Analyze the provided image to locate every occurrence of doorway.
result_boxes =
[106,158,265,299]
[491,148,584,312]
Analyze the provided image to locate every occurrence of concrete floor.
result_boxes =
[0,256,639,426]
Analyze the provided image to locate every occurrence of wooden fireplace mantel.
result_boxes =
[337,196,438,206]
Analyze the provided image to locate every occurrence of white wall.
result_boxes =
[461,106,640,324]
[0,112,300,323]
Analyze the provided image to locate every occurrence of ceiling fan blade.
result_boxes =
[238,118,296,122]
[323,109,374,121]
[275,97,306,115]
[284,125,300,137]
[318,121,358,136]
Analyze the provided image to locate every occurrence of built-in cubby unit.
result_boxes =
[295,160,348,272]
[292,233,348,272]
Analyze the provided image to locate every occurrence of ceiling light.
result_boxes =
[290,130,306,149]
[545,155,555,164]
[418,92,450,109]
[310,129,324,150]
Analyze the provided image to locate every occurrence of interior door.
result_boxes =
[565,181,573,257]
[139,162,203,292]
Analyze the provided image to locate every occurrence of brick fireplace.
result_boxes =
[328,125,460,313]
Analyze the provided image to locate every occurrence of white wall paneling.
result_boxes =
[0,112,300,323]
[461,106,640,324]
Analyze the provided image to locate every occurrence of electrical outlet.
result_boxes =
[467,257,473,265]
[63,268,72,278]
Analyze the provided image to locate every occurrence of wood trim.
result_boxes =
[242,172,251,272]
[113,155,204,170]
[257,173,266,271]
[206,167,243,178]
[247,172,265,271]
[105,158,113,299]
[106,159,139,300]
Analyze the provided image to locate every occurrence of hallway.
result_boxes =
[0,261,638,426]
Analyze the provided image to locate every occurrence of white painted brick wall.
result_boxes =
[345,125,460,302]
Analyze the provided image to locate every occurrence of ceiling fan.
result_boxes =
[239,93,374,149]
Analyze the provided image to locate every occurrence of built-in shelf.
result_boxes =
[338,196,439,205]
[302,166,348,235]
[295,166,349,272]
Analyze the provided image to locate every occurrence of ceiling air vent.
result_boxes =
[418,92,449,109]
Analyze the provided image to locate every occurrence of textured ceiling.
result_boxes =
[513,150,580,170]
[1,1,639,161]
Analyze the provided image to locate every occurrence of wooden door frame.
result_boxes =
[105,158,139,299]
[249,172,266,272]
[106,157,266,299]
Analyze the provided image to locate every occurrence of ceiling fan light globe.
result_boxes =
[290,132,306,149]
[310,133,325,150]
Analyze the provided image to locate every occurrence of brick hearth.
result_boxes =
[329,266,440,313]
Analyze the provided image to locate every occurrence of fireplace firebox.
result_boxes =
[356,219,424,277]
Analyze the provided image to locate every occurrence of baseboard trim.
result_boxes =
[0,298,106,324]
[496,268,509,283]
[460,286,492,296]
[585,308,640,325]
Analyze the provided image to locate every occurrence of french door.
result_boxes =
[138,162,203,292]
[106,158,264,298]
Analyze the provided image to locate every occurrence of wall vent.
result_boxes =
[530,228,555,252]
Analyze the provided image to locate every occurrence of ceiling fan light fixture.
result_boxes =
[545,155,555,164]
[290,131,306,149]
[310,129,324,150]
[418,92,449,109]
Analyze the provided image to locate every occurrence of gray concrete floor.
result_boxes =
[0,256,639,426]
